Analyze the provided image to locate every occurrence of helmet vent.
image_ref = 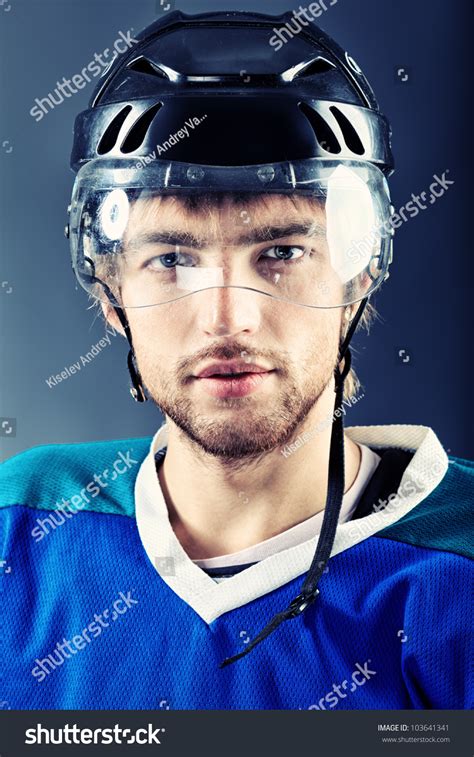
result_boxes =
[329,106,365,155]
[293,57,335,79]
[299,103,341,154]
[120,103,163,154]
[97,105,132,155]
[127,57,169,79]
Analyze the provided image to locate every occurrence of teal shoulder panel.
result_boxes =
[376,456,474,561]
[0,436,152,518]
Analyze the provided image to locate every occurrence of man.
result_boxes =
[1,10,472,710]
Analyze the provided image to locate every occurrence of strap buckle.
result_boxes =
[286,589,319,619]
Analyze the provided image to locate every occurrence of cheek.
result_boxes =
[127,306,185,358]
[275,309,341,351]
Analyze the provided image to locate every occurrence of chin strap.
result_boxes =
[84,261,148,403]
[109,302,147,403]
[218,298,368,669]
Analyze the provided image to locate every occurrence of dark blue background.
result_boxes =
[0,0,471,460]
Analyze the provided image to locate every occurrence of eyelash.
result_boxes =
[144,245,308,271]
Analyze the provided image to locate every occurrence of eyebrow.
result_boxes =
[125,221,326,251]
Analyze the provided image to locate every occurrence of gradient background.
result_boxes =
[0,0,471,461]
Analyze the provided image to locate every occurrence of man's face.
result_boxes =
[105,193,345,460]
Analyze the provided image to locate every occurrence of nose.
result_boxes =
[195,285,263,338]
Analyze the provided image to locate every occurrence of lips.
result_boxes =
[196,361,271,379]
[193,360,275,399]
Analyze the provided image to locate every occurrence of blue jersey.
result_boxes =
[1,424,473,710]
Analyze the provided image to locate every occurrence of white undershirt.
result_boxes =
[193,443,381,573]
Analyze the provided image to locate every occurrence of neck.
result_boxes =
[157,385,361,559]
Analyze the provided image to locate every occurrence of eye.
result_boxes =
[260,245,306,262]
[145,251,195,270]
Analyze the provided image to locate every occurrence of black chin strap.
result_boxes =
[218,298,368,669]
[85,263,147,402]
[112,305,147,403]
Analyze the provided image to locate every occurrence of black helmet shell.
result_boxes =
[71,11,393,173]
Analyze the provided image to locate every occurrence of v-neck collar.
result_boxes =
[134,423,448,624]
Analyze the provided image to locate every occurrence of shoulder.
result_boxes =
[377,455,474,561]
[0,437,152,517]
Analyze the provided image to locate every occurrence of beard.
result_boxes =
[136,331,339,465]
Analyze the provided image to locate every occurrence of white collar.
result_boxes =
[135,423,448,624]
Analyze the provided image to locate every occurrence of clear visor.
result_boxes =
[69,159,393,309]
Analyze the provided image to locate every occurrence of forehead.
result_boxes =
[125,193,325,245]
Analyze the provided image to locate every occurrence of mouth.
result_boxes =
[193,362,275,399]
[195,361,272,379]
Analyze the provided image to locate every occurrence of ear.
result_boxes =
[343,305,357,322]
[100,301,126,337]
[340,305,356,346]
